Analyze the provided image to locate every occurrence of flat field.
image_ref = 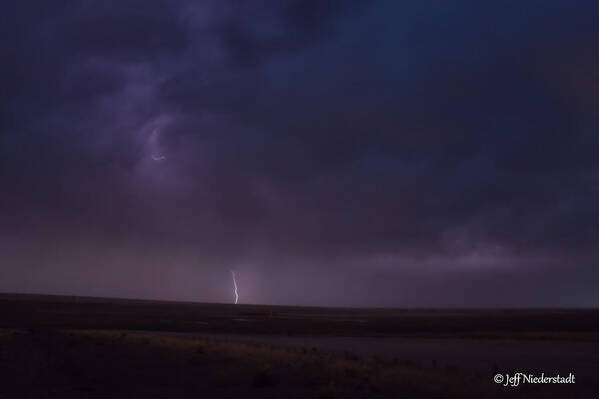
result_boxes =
[1,293,597,398]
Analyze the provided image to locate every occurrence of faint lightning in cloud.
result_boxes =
[144,123,169,162]
[230,270,239,304]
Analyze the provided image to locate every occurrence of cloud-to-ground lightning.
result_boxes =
[230,270,239,304]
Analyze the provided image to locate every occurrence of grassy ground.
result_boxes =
[1,295,597,398]
[0,329,593,398]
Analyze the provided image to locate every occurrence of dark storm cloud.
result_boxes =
[158,1,599,260]
[1,1,598,305]
[62,0,189,62]
[216,0,370,67]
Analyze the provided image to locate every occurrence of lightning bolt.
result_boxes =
[230,270,239,304]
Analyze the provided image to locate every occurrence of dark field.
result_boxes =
[1,294,598,398]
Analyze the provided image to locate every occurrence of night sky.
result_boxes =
[1,1,598,307]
